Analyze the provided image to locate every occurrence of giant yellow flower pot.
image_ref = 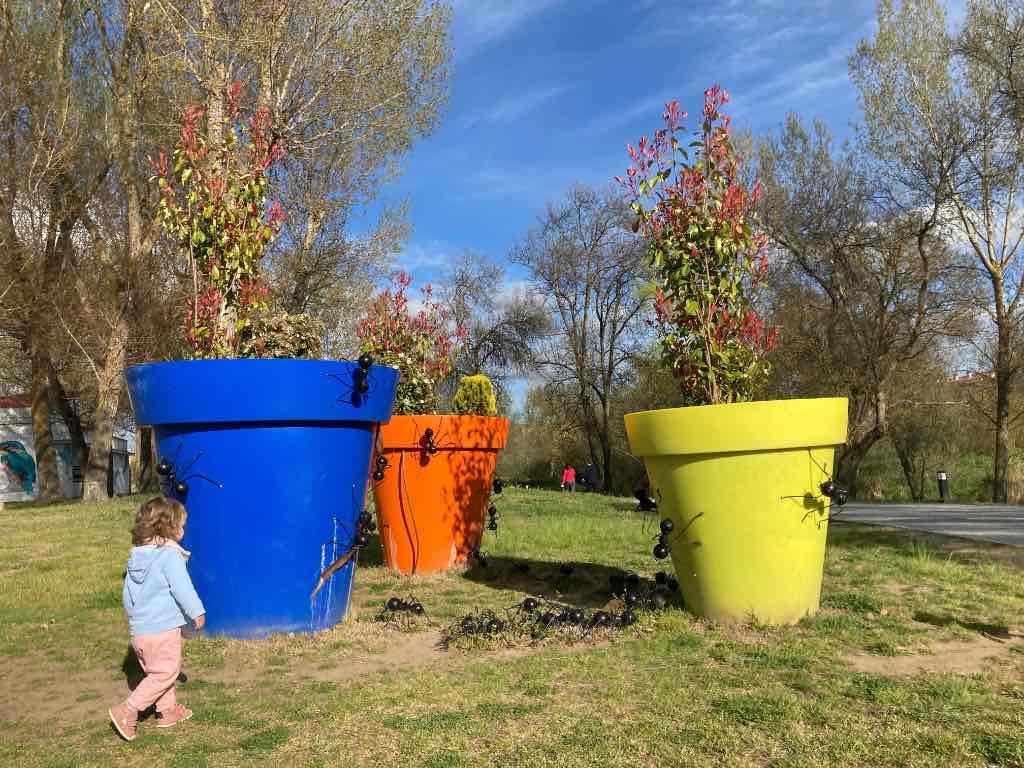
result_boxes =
[624,398,848,625]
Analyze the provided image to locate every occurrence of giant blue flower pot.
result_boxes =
[125,359,398,639]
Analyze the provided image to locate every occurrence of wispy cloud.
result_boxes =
[730,42,853,118]
[451,0,562,60]
[647,0,831,38]
[583,85,697,139]
[589,3,863,141]
[395,241,457,275]
[452,164,607,204]
[492,278,534,308]
[461,84,572,130]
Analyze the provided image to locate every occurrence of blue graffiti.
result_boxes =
[1,440,36,494]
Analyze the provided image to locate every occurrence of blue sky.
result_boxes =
[361,0,966,409]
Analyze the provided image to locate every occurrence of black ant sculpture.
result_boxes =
[441,595,645,649]
[382,595,424,615]
[354,508,376,547]
[487,504,499,533]
[311,490,376,602]
[353,353,374,394]
[156,446,223,497]
[372,453,388,482]
[608,569,678,613]
[652,518,673,560]
[819,479,849,508]
[423,428,439,456]
[802,451,850,521]
[377,595,425,627]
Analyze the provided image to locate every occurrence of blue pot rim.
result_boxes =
[126,358,399,426]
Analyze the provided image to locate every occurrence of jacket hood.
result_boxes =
[126,545,164,585]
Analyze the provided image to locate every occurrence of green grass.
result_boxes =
[1,489,1024,767]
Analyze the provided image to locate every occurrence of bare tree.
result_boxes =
[851,0,1024,501]
[440,252,549,407]
[760,114,974,494]
[511,185,651,492]
[0,1,116,499]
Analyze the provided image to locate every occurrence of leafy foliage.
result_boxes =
[453,374,497,416]
[356,273,463,415]
[619,86,776,406]
[156,84,318,359]
[238,312,325,359]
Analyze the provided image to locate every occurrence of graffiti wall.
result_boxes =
[0,405,38,502]
[0,397,134,500]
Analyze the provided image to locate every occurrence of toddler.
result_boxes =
[109,496,206,741]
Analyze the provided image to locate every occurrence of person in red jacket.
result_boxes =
[561,464,576,492]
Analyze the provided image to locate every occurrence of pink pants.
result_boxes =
[126,628,181,713]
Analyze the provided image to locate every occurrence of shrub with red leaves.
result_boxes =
[617,85,777,406]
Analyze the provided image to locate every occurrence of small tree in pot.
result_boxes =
[359,276,509,575]
[453,374,497,417]
[124,88,399,638]
[617,86,848,624]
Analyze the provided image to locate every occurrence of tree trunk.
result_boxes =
[81,308,129,503]
[891,437,923,502]
[28,340,59,500]
[993,322,1012,503]
[132,426,155,494]
[48,362,89,479]
[837,388,887,497]
[836,427,884,498]
[599,397,612,495]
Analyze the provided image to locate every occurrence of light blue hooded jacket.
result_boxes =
[123,542,205,637]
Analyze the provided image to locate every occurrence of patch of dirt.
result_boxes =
[0,658,126,733]
[0,628,592,730]
[0,632,448,730]
[297,630,444,683]
[878,581,914,595]
[845,634,1024,676]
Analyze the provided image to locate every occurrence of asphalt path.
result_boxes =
[838,502,1024,547]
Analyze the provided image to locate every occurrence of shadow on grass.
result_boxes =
[460,555,661,609]
[912,611,1017,640]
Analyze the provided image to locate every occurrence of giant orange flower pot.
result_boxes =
[371,414,510,574]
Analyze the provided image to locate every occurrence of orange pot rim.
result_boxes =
[378,414,509,451]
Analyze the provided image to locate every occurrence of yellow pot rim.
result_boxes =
[624,397,848,457]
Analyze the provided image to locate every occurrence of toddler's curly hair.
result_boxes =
[132,496,187,545]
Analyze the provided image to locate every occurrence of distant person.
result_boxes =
[584,463,601,493]
[561,464,576,492]
[109,497,205,741]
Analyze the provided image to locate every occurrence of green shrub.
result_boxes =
[453,374,497,416]
[239,311,325,359]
